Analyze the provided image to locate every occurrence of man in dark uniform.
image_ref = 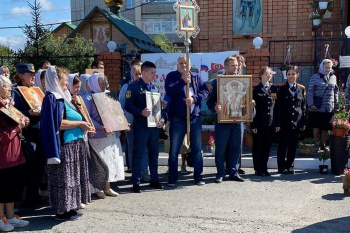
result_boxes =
[165,55,209,186]
[276,66,306,174]
[251,67,277,176]
[124,61,164,193]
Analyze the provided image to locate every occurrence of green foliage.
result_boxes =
[153,33,180,53]
[334,92,350,121]
[318,149,330,165]
[201,116,215,125]
[22,0,51,56]
[300,137,318,145]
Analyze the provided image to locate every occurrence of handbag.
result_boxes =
[20,135,36,159]
[185,152,193,167]
[313,96,323,109]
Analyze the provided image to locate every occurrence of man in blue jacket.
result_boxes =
[165,55,209,186]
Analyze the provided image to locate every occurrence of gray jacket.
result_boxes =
[307,72,338,112]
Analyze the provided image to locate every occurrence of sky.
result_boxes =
[0,0,71,51]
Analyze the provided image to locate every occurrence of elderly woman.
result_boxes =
[40,66,92,220]
[307,59,338,150]
[84,73,124,198]
[12,63,45,208]
[0,66,10,79]
[0,75,30,231]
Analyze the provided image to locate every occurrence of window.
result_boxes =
[125,0,135,9]
[142,17,177,34]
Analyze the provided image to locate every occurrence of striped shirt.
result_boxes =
[307,72,338,113]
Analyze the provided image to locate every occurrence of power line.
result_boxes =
[0,0,158,30]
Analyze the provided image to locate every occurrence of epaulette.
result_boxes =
[297,83,305,89]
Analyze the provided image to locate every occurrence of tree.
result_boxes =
[22,0,51,57]
[153,33,181,53]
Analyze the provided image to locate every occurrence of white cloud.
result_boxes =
[0,35,27,51]
[9,7,31,17]
[37,0,53,11]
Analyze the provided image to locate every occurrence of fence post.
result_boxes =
[98,52,122,92]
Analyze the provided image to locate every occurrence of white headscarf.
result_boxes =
[88,73,104,93]
[45,66,76,110]
[34,69,46,91]
[318,59,334,76]
[79,74,90,96]
[68,73,79,94]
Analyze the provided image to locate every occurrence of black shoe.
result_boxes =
[287,168,295,174]
[215,177,223,183]
[55,212,79,221]
[238,168,246,174]
[279,169,289,174]
[255,171,265,177]
[229,175,244,182]
[133,185,142,193]
[264,171,271,177]
[149,181,164,189]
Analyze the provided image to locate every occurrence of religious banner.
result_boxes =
[141,51,239,96]
[217,75,253,123]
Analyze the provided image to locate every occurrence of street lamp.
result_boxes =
[253,37,263,49]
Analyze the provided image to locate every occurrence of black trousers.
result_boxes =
[252,126,273,172]
[277,128,300,171]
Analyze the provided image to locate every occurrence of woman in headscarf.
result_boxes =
[84,73,124,199]
[0,75,30,231]
[40,66,92,221]
[78,74,90,97]
[34,69,46,92]
[68,74,109,201]
[307,59,338,150]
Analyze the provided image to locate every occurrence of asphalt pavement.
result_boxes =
[17,166,350,233]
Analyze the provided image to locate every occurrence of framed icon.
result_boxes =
[0,105,25,124]
[92,92,130,133]
[16,86,44,112]
[179,5,196,31]
[217,75,253,123]
[72,96,96,133]
[146,91,161,127]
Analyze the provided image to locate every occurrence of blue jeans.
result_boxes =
[215,123,241,178]
[126,124,148,173]
[168,117,203,183]
[132,123,159,185]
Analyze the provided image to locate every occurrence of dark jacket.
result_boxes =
[251,82,277,129]
[40,93,64,160]
[275,82,306,130]
[124,78,159,125]
[165,70,209,119]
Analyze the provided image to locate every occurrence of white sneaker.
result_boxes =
[96,191,106,199]
[181,165,188,174]
[0,217,14,232]
[7,215,29,228]
[79,203,86,209]
[141,172,151,182]
[104,189,119,197]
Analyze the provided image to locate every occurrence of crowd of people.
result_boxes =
[0,55,339,230]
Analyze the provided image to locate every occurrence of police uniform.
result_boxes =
[276,82,306,173]
[251,82,277,176]
[124,78,161,190]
